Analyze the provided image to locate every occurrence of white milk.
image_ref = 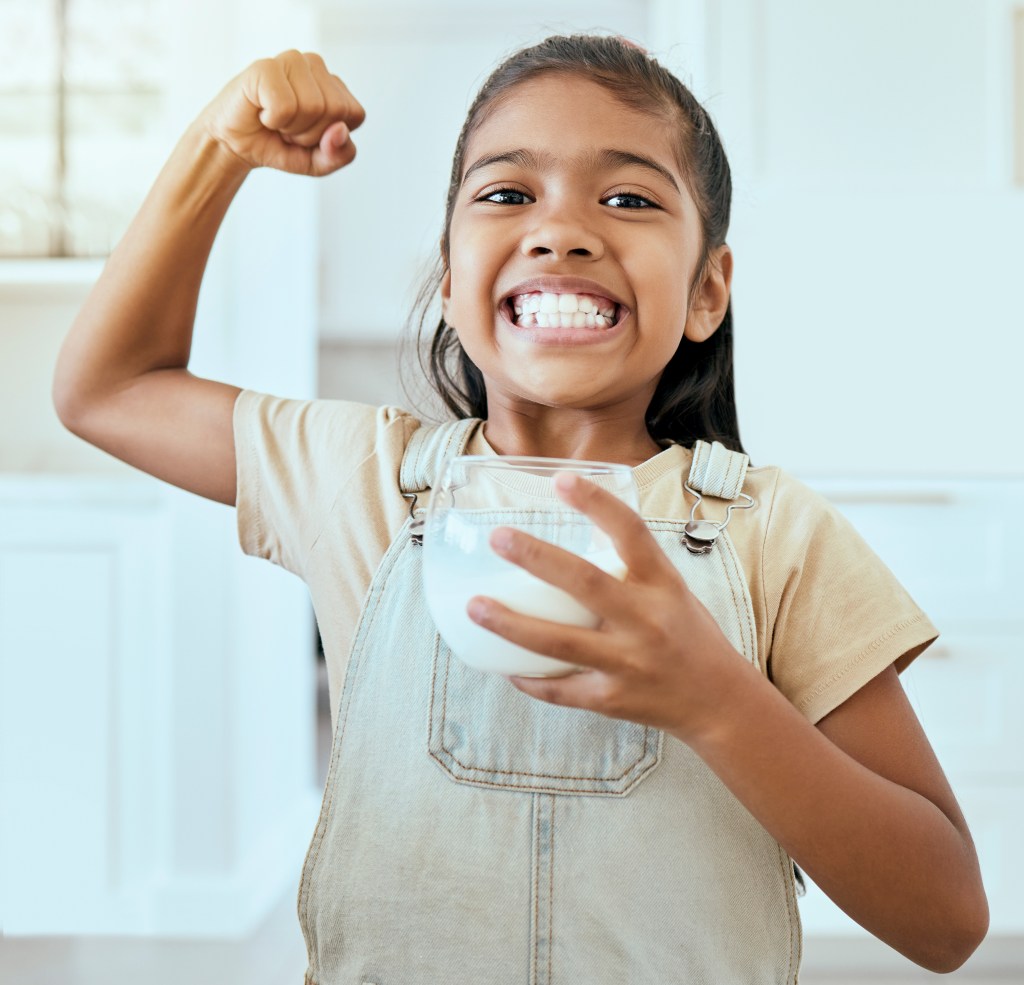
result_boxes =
[424,547,627,677]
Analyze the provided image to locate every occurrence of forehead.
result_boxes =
[462,74,683,182]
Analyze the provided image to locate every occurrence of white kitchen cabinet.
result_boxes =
[0,0,324,936]
[0,478,320,935]
[796,478,1024,949]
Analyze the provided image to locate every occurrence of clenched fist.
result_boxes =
[200,50,366,177]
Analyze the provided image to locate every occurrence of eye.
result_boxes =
[477,187,533,205]
[604,192,658,209]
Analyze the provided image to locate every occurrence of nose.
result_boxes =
[519,209,604,261]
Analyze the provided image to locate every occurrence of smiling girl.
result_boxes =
[53,34,987,984]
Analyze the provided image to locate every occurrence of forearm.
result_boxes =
[680,658,986,972]
[54,120,251,417]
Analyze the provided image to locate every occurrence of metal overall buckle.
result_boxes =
[402,492,424,546]
[682,483,755,555]
[403,477,466,547]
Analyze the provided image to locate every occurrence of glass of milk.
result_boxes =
[422,456,639,677]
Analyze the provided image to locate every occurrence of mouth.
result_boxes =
[502,291,627,331]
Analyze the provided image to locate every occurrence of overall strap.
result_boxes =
[399,418,480,494]
[687,439,749,500]
[682,440,753,555]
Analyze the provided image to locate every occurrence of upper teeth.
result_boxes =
[510,292,618,329]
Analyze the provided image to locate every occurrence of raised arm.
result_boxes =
[53,51,365,505]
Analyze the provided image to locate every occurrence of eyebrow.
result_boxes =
[461,147,680,192]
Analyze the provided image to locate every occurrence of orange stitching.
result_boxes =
[548,795,555,985]
[532,795,540,985]
[429,754,661,796]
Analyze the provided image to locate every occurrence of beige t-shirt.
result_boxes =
[234,390,939,730]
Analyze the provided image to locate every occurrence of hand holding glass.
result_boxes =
[422,456,640,677]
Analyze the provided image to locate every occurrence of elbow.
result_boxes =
[52,356,104,438]
[915,891,990,974]
[52,375,88,436]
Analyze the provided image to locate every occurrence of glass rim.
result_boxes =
[446,454,634,475]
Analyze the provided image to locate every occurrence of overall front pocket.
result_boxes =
[427,635,662,795]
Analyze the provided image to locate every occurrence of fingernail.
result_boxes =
[467,598,488,622]
[554,472,578,492]
[491,528,513,552]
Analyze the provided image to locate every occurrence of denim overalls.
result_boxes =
[298,420,802,984]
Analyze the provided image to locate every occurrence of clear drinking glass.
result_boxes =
[422,456,640,677]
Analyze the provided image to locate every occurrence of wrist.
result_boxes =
[668,649,771,751]
[144,120,253,223]
[185,118,255,182]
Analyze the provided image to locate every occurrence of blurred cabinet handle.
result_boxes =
[824,491,954,505]
[1016,7,1024,186]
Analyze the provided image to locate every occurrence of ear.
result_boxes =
[683,245,732,343]
[440,261,452,322]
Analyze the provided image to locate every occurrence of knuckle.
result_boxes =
[578,562,605,593]
[623,510,647,539]
[264,97,298,129]
[545,636,578,663]
[592,676,623,715]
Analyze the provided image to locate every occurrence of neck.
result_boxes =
[481,404,664,467]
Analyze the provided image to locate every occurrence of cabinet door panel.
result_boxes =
[0,490,166,932]
[901,635,1024,779]
[806,480,1024,632]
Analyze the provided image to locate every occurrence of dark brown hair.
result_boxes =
[406,33,745,453]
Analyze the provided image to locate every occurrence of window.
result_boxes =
[0,0,166,258]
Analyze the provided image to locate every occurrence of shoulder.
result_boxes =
[742,463,874,573]
[234,390,421,469]
[233,391,425,572]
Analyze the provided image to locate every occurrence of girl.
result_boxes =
[53,35,987,984]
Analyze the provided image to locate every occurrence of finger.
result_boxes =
[277,51,327,144]
[488,526,636,623]
[286,53,366,147]
[246,58,300,134]
[293,54,366,142]
[505,668,615,712]
[309,57,367,130]
[331,75,367,129]
[553,472,677,582]
[466,595,617,672]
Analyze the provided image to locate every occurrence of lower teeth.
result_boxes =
[513,312,612,329]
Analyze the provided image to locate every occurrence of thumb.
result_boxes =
[309,120,355,176]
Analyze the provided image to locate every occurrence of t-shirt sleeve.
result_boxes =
[762,471,940,724]
[232,390,416,577]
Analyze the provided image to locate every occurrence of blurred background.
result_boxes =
[0,0,1022,982]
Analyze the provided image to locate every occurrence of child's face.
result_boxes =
[441,73,726,417]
